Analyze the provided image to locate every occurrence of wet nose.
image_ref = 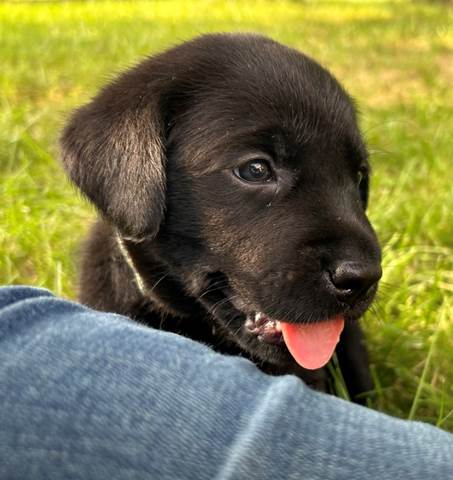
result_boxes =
[327,261,382,304]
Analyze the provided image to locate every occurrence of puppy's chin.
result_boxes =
[195,271,376,368]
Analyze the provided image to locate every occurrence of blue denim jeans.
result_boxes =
[0,286,452,479]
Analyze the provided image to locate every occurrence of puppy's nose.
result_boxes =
[327,261,382,304]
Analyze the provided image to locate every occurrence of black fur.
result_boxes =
[61,33,382,401]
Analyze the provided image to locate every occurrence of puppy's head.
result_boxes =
[62,34,381,369]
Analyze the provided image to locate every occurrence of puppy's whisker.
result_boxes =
[203,280,229,291]
[197,283,230,301]
[376,282,397,298]
[149,272,171,293]
[367,301,387,325]
[206,295,240,317]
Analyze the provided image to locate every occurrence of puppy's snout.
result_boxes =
[327,261,382,305]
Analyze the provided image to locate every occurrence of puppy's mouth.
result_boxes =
[199,273,345,370]
[244,311,344,370]
[244,312,284,345]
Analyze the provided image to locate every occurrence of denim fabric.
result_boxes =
[0,286,452,479]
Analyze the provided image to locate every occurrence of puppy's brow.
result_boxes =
[182,127,291,176]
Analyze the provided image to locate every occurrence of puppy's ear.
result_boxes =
[60,64,167,240]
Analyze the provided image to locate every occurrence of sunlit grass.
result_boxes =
[0,0,452,429]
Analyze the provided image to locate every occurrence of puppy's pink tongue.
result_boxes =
[280,317,345,370]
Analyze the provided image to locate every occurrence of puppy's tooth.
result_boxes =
[244,318,254,329]
[275,321,282,332]
[255,312,262,322]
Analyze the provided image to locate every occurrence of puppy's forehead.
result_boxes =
[167,34,365,170]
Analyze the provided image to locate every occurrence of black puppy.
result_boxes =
[61,33,382,401]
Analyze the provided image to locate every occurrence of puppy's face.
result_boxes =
[62,34,381,369]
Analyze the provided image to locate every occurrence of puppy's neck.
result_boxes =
[115,231,202,319]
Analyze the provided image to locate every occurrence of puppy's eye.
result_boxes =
[357,170,364,186]
[357,167,368,187]
[357,167,369,206]
[233,160,274,183]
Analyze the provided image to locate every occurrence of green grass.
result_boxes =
[1,0,452,430]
